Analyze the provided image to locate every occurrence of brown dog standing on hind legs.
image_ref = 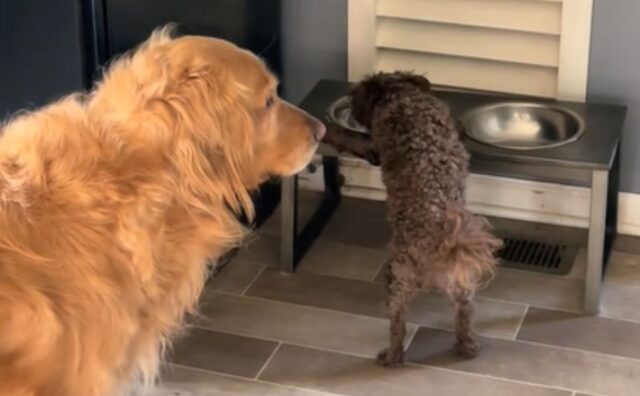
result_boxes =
[324,72,502,366]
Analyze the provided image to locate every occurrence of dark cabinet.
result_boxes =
[0,0,89,117]
[0,0,283,117]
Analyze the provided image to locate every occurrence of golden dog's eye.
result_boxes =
[266,96,275,109]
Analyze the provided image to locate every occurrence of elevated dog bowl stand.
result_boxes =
[279,80,626,315]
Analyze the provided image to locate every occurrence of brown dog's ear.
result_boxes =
[399,73,431,93]
[380,71,431,93]
[349,78,383,129]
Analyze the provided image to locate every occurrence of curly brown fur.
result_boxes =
[349,72,502,365]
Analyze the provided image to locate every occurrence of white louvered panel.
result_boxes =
[377,0,562,35]
[377,49,557,97]
[376,17,560,67]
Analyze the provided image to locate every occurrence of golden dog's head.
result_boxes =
[91,27,324,218]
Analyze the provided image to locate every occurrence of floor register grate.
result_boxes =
[497,237,578,275]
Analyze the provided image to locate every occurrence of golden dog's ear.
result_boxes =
[167,69,261,221]
[90,26,179,122]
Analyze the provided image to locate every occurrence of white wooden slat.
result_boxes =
[376,49,558,97]
[348,0,377,80]
[557,0,594,101]
[376,17,560,67]
[377,0,562,35]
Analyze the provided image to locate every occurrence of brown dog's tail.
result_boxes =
[438,205,503,292]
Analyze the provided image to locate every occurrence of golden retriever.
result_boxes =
[0,26,324,396]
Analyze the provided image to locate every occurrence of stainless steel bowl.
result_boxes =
[459,102,585,150]
[326,95,369,135]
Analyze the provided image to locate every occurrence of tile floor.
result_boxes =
[150,192,640,396]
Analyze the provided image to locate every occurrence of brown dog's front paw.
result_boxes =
[365,149,381,166]
[376,347,405,367]
[454,339,480,359]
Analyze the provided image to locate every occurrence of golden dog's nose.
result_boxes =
[308,117,326,142]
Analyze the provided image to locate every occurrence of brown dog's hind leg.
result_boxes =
[377,258,417,367]
[450,289,479,359]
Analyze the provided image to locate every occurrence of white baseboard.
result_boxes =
[298,156,640,237]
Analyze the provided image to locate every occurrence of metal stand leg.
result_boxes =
[604,149,620,265]
[322,156,341,205]
[278,156,342,274]
[585,169,609,314]
[280,175,298,273]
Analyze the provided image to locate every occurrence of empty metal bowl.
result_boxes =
[459,102,585,150]
[326,95,369,135]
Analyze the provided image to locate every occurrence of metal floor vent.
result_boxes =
[497,238,578,275]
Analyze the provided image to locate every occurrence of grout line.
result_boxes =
[165,363,344,396]
[249,258,636,323]
[167,347,576,395]
[505,336,640,364]
[241,264,267,296]
[210,290,391,324]
[232,245,640,324]
[190,324,374,359]
[197,292,640,365]
[210,290,526,341]
[482,287,640,328]
[254,342,282,380]
[404,325,420,351]
[173,329,612,396]
[256,379,347,396]
[370,257,388,283]
[513,304,530,340]
[604,278,640,292]
[404,360,603,395]
[472,294,541,308]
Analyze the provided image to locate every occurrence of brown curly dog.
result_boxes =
[325,72,502,366]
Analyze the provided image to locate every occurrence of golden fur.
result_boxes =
[0,27,323,396]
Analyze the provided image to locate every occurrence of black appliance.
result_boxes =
[1,0,282,115]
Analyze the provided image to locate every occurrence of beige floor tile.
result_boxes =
[197,292,412,357]
[613,235,640,255]
[601,282,640,322]
[407,327,640,396]
[168,328,278,378]
[517,307,640,359]
[235,234,280,266]
[410,293,527,339]
[247,269,386,317]
[260,344,570,396]
[247,270,527,339]
[605,251,640,287]
[320,215,390,248]
[152,365,334,396]
[208,259,265,294]
[479,268,583,312]
[297,239,387,281]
